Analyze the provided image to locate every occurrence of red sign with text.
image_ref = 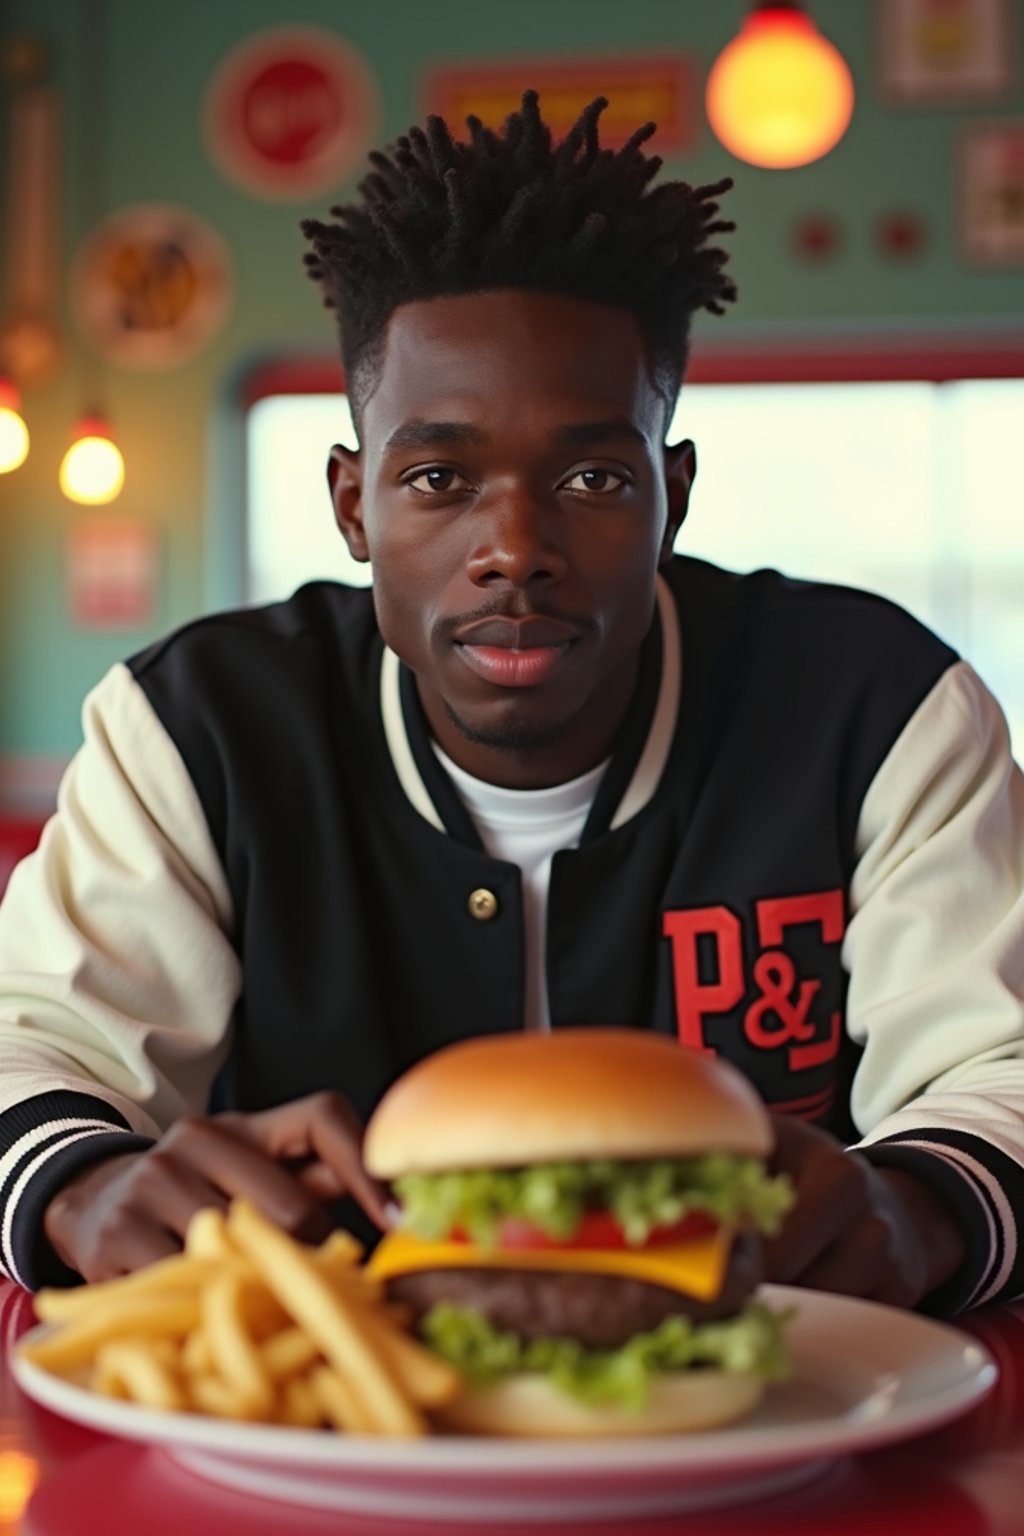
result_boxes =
[204,26,377,200]
[425,56,698,153]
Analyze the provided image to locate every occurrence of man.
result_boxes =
[0,93,1021,1309]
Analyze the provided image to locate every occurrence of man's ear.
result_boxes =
[660,438,696,564]
[327,443,370,563]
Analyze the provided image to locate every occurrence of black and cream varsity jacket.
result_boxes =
[1,556,1023,1304]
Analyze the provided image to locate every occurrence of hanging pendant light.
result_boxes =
[706,1,855,170]
[59,411,125,504]
[61,0,126,506]
[0,374,30,473]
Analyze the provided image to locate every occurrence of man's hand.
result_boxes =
[762,1114,966,1308]
[43,1091,391,1283]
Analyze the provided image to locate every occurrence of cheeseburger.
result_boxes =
[365,1029,794,1437]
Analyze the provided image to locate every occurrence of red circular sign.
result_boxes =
[204,27,377,200]
[240,59,343,165]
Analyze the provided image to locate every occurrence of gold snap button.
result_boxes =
[468,888,499,921]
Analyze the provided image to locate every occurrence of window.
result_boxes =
[246,378,1024,752]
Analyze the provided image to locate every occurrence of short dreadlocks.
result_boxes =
[302,90,736,433]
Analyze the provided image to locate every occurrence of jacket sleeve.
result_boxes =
[843,659,1024,1313]
[0,663,242,1288]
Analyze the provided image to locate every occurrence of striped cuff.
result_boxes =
[857,1129,1024,1315]
[0,1091,155,1290]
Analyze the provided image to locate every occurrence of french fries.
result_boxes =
[21,1201,462,1436]
[227,1199,427,1436]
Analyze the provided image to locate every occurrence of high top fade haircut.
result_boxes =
[301,89,737,436]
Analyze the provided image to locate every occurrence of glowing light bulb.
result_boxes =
[0,1447,38,1522]
[59,414,125,504]
[0,376,30,473]
[706,5,855,169]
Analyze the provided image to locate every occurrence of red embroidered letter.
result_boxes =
[662,907,745,1056]
[749,890,845,1070]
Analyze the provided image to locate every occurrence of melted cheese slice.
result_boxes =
[368,1226,733,1303]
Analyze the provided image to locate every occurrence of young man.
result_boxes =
[0,94,1021,1309]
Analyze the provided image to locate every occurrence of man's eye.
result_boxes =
[407,467,466,494]
[563,468,627,494]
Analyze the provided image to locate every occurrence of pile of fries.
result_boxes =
[20,1199,461,1436]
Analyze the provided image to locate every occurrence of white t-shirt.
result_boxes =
[432,745,608,1031]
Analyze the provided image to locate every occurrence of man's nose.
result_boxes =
[465,491,568,587]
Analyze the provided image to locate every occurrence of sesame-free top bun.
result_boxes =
[364,1028,771,1179]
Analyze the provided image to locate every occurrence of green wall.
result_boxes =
[1,0,1022,786]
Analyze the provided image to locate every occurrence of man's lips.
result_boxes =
[452,616,581,690]
[457,643,572,688]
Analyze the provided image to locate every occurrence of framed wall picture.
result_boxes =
[71,204,233,371]
[877,0,1016,103]
[67,518,158,629]
[961,121,1024,264]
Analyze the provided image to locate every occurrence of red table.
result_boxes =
[4,1280,1024,1536]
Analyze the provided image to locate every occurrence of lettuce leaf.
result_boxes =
[395,1155,794,1246]
[421,1300,793,1413]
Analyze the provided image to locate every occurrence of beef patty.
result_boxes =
[385,1232,763,1350]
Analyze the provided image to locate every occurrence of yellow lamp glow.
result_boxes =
[0,1447,38,1522]
[706,3,854,169]
[59,414,125,504]
[0,376,30,473]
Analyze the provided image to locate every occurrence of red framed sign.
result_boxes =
[423,56,698,153]
[67,518,158,630]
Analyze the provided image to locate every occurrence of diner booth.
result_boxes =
[0,816,44,900]
[0,0,1023,1531]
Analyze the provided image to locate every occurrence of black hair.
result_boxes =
[301,89,736,431]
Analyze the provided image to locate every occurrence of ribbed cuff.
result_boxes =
[0,1091,155,1290]
[857,1129,1023,1315]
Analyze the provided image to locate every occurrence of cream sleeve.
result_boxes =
[844,660,1024,1309]
[0,663,242,1286]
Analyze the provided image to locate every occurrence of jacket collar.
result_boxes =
[379,572,682,845]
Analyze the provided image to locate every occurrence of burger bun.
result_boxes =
[432,1369,765,1437]
[365,1027,772,1178]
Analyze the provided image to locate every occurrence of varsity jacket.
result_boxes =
[1,556,1023,1305]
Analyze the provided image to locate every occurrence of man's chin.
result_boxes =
[441,699,573,757]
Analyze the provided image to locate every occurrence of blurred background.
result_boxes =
[0,0,1022,883]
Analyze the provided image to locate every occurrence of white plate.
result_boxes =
[12,1285,997,1523]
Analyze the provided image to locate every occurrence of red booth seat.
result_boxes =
[0,819,46,900]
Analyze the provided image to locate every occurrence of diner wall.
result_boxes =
[0,0,1022,808]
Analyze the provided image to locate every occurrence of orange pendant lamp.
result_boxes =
[60,0,125,506]
[59,411,125,504]
[706,1,855,169]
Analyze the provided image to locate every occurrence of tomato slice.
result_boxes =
[449,1209,716,1251]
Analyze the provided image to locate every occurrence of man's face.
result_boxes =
[330,290,694,787]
